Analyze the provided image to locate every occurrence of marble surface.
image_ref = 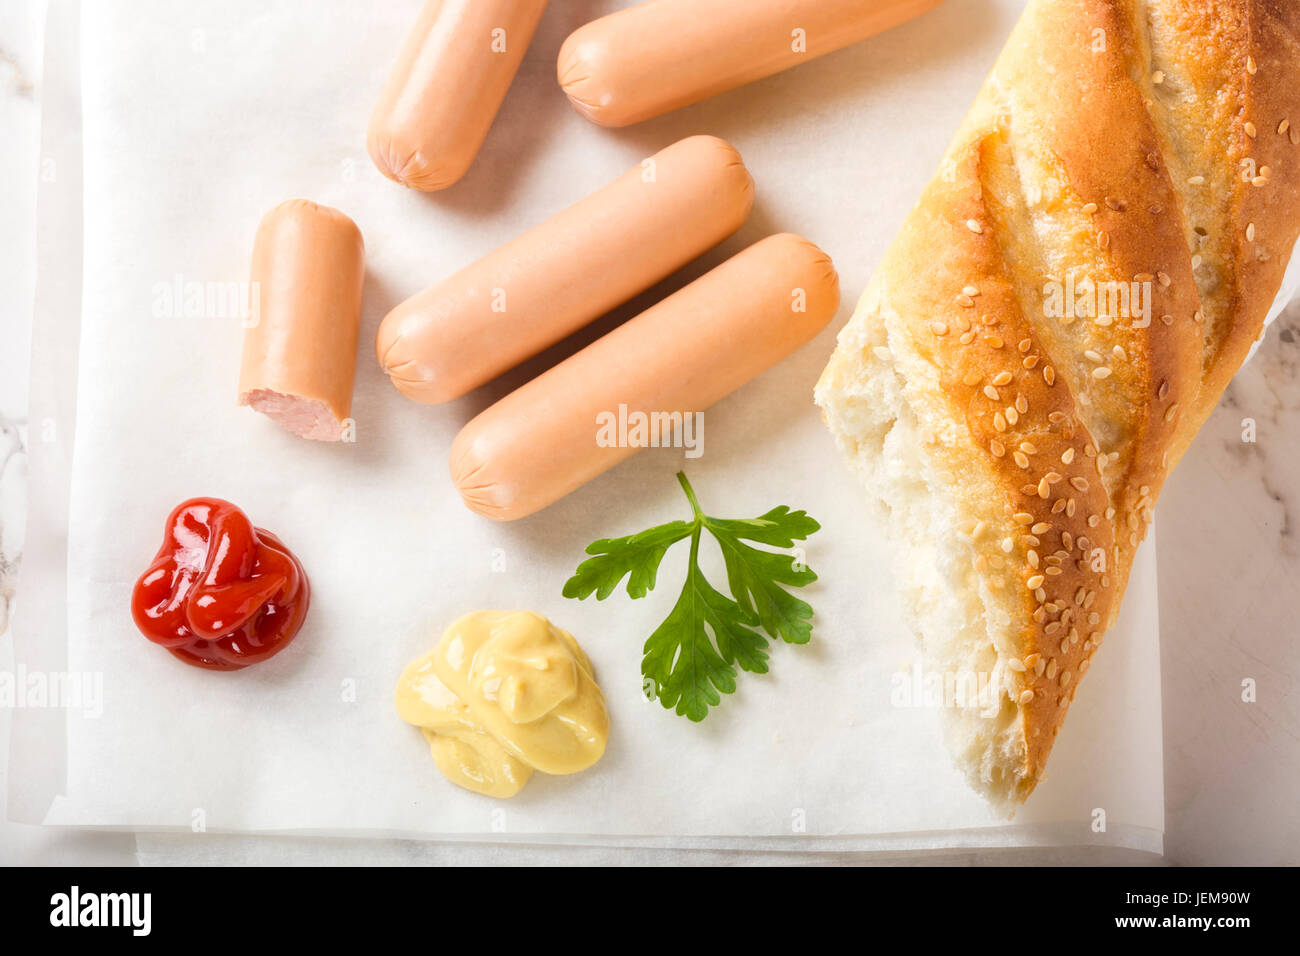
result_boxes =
[1,1,1297,866]
[0,2,38,641]
[1157,311,1300,865]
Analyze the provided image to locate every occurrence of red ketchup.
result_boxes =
[131,497,310,670]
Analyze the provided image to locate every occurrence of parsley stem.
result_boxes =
[676,471,705,521]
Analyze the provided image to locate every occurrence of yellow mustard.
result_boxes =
[395,610,609,797]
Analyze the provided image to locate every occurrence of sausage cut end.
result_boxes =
[239,388,348,443]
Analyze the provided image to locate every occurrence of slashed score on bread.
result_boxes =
[817,0,1300,811]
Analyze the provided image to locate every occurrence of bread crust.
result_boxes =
[817,0,1300,806]
[1134,0,1300,456]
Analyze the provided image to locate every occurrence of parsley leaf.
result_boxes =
[562,472,820,721]
[643,535,749,721]
[706,505,822,548]
[561,520,694,600]
[706,514,819,646]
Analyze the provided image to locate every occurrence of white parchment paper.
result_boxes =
[30,0,1185,847]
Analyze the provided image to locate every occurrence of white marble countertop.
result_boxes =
[2,1,1297,866]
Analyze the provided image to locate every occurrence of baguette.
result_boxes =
[816,0,1300,810]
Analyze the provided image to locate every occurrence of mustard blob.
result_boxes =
[396,610,609,797]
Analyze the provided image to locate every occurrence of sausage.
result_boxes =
[237,200,366,442]
[450,233,840,520]
[558,0,945,128]
[377,135,754,404]
[367,0,549,191]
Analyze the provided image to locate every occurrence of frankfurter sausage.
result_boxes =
[238,200,366,442]
[450,233,840,521]
[558,0,944,128]
[368,0,549,191]
[377,135,754,404]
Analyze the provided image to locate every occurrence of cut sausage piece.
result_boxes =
[558,0,944,128]
[450,233,840,521]
[238,200,366,442]
[377,134,754,404]
[368,0,549,191]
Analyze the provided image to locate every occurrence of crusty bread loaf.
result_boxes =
[816,0,1300,811]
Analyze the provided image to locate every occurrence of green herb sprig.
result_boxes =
[562,472,820,721]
